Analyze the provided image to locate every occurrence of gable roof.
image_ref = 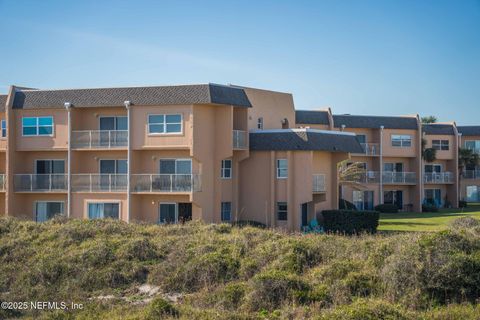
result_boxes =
[295,110,330,125]
[332,114,418,130]
[0,95,6,112]
[422,124,455,135]
[458,126,480,136]
[249,129,363,153]
[12,84,252,109]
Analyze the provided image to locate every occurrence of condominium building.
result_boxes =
[458,126,480,202]
[0,83,471,230]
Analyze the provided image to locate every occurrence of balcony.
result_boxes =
[0,174,5,191]
[233,130,248,150]
[71,130,128,149]
[342,171,380,184]
[424,172,454,184]
[353,143,380,156]
[71,174,127,192]
[463,170,480,180]
[383,172,416,184]
[131,174,201,193]
[14,174,67,192]
[312,174,326,192]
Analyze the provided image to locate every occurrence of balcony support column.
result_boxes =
[379,126,384,205]
[64,102,72,218]
[124,101,132,223]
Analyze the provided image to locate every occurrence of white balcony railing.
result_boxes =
[342,171,380,184]
[383,172,416,184]
[312,174,326,192]
[0,174,5,191]
[354,143,380,156]
[463,170,480,180]
[424,172,454,184]
[233,130,248,150]
[131,174,201,193]
[14,174,68,192]
[71,130,128,149]
[71,174,128,192]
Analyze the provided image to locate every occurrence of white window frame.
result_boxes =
[34,201,65,222]
[257,117,264,130]
[432,139,449,151]
[221,159,232,179]
[277,159,288,179]
[22,116,54,137]
[158,158,192,174]
[277,202,288,221]
[1,119,6,138]
[148,113,183,135]
[159,202,178,224]
[86,201,121,220]
[391,134,412,148]
[221,202,232,221]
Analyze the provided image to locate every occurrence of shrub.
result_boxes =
[322,210,379,234]
[422,204,439,212]
[374,204,399,213]
[459,200,468,208]
[339,199,357,210]
[145,297,179,318]
[233,220,267,228]
[449,217,480,229]
[318,298,413,320]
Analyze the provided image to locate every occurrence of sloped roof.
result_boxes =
[12,84,252,109]
[333,114,418,129]
[458,126,480,136]
[295,110,330,125]
[422,124,455,135]
[249,129,364,153]
[0,95,6,112]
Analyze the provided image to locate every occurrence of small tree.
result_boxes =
[421,116,437,124]
[422,138,437,163]
[337,160,367,206]
[458,147,479,178]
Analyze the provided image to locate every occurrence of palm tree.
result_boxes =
[458,147,479,178]
[421,115,437,124]
[422,138,437,163]
[337,160,368,208]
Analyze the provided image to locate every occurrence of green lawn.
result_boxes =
[379,204,480,232]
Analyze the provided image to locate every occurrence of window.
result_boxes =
[383,190,403,209]
[221,159,232,179]
[384,162,403,172]
[221,202,231,221]
[100,116,128,130]
[22,116,54,136]
[391,135,412,147]
[353,191,374,211]
[425,189,442,206]
[148,114,182,134]
[466,186,479,202]
[257,117,263,130]
[432,140,449,151]
[159,159,192,174]
[277,159,288,179]
[35,202,64,222]
[425,164,442,173]
[99,159,127,174]
[35,160,65,174]
[356,134,366,144]
[1,120,6,138]
[88,202,120,219]
[159,203,177,224]
[277,202,287,221]
[465,140,480,154]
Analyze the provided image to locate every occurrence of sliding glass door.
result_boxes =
[88,202,120,219]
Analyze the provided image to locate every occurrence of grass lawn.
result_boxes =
[379,204,480,232]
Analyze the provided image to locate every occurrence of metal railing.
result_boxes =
[71,174,128,192]
[342,171,380,184]
[14,174,68,192]
[131,174,201,193]
[312,174,326,192]
[424,172,454,184]
[71,130,128,149]
[0,174,5,191]
[233,130,248,150]
[463,170,480,180]
[383,172,416,184]
[354,143,380,156]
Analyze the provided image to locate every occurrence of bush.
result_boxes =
[422,204,439,212]
[318,299,413,320]
[145,297,179,318]
[322,210,380,234]
[459,200,468,208]
[339,199,357,210]
[233,220,266,228]
[449,217,480,229]
[374,204,399,213]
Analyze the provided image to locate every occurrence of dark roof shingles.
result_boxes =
[295,110,330,125]
[422,124,455,135]
[250,130,364,153]
[12,84,251,109]
[458,126,480,136]
[0,95,6,112]
[333,114,418,130]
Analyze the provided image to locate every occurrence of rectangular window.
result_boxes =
[356,134,366,144]
[391,134,412,147]
[88,202,120,219]
[148,114,182,134]
[100,116,128,130]
[159,203,177,224]
[353,190,374,211]
[383,190,403,209]
[277,202,288,221]
[384,162,403,172]
[22,116,54,136]
[432,140,449,151]
[35,201,64,222]
[424,164,442,173]
[257,117,264,130]
[35,160,65,174]
[1,120,6,138]
[221,159,232,179]
[221,202,232,221]
[425,189,442,206]
[465,140,480,153]
[159,159,192,174]
[277,159,288,179]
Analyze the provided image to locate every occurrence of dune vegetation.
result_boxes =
[1,217,480,319]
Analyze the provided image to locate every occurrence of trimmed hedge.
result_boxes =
[374,204,399,213]
[459,200,468,208]
[321,210,380,234]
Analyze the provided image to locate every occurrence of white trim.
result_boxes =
[276,159,288,179]
[86,201,122,220]
[391,134,412,148]
[147,113,183,135]
[159,202,178,224]
[0,119,6,139]
[221,159,232,179]
[21,116,55,137]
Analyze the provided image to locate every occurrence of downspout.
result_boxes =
[124,101,132,223]
[64,102,72,218]
[457,132,462,204]
[379,126,384,204]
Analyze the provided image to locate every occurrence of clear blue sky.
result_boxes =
[1,0,479,124]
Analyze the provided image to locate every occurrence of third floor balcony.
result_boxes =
[71,130,128,149]
[233,130,248,150]
[462,170,480,180]
[131,174,201,193]
[423,172,454,184]
[353,143,380,156]
[14,174,67,192]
